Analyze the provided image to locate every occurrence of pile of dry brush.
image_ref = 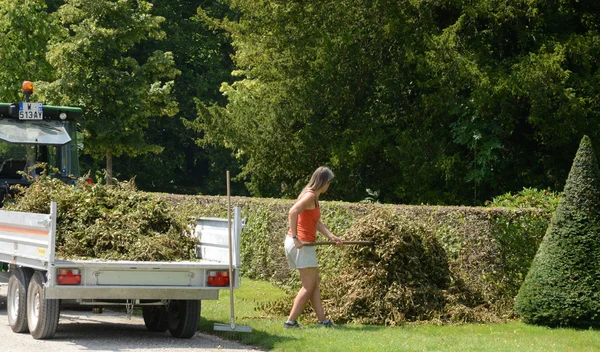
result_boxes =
[7,176,196,261]
[324,208,501,325]
[262,207,505,325]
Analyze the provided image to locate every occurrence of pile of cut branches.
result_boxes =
[260,207,502,325]
[7,175,196,261]
[320,208,452,325]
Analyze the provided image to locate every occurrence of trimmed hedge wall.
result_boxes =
[6,176,553,324]
[159,193,551,323]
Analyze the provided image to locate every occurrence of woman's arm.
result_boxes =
[317,221,342,243]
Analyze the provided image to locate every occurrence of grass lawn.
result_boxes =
[198,279,600,352]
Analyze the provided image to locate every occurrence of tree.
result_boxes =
[39,0,179,183]
[192,0,600,205]
[194,0,444,201]
[514,135,600,327]
[107,0,243,195]
[436,0,600,204]
[0,0,56,101]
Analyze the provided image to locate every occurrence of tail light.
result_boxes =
[207,271,229,287]
[57,269,81,285]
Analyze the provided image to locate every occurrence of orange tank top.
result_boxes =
[288,193,320,242]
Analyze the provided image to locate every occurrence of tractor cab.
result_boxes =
[0,81,82,206]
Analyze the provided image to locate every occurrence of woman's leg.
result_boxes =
[308,271,326,322]
[287,267,319,322]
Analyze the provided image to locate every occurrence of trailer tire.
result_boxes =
[167,300,200,338]
[27,271,60,339]
[142,306,169,332]
[7,267,34,333]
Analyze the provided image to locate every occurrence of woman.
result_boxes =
[284,166,342,329]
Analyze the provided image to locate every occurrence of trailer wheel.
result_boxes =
[27,271,60,339]
[7,267,33,333]
[167,300,200,338]
[142,306,168,332]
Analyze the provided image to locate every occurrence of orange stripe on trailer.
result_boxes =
[0,225,48,237]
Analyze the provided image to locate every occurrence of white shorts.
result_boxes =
[284,236,318,269]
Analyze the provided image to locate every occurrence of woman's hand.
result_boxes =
[331,235,343,246]
[293,237,304,249]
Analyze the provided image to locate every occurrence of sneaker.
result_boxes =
[318,319,334,328]
[284,320,301,329]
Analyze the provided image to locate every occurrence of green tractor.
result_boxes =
[0,81,83,206]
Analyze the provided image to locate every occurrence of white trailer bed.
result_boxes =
[0,201,243,339]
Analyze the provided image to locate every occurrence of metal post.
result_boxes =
[46,201,58,287]
[48,201,57,266]
[213,171,251,333]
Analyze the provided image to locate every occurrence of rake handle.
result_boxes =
[226,170,235,328]
[302,241,373,246]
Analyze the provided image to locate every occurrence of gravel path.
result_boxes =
[0,285,261,352]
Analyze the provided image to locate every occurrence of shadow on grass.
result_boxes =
[331,324,389,332]
[198,317,298,351]
[524,321,600,332]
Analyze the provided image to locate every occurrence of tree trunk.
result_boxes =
[106,150,113,185]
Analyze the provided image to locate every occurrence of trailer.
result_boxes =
[0,201,243,339]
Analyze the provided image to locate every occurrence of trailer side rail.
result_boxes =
[0,202,56,271]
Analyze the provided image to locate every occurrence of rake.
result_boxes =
[303,241,374,246]
[213,171,252,333]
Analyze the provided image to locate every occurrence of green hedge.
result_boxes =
[515,136,600,328]
[158,193,551,323]
[7,175,552,324]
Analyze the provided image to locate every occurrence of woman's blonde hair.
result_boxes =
[304,166,335,192]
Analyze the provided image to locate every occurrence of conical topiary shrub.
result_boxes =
[514,135,600,327]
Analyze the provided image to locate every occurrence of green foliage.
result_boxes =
[189,0,600,205]
[39,0,180,163]
[488,208,552,309]
[486,188,562,294]
[316,205,550,325]
[100,0,244,196]
[0,0,57,101]
[7,174,195,261]
[4,0,600,206]
[487,187,562,213]
[515,135,600,328]
[194,0,440,201]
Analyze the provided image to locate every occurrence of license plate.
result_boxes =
[19,102,44,120]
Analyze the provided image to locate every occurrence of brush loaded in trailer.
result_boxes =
[0,201,243,339]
